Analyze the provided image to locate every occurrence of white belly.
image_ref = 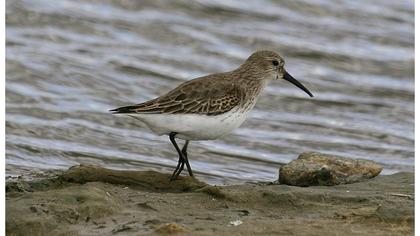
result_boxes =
[123,109,248,140]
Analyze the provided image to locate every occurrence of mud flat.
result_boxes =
[6,165,413,236]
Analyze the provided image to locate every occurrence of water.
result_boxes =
[6,0,414,184]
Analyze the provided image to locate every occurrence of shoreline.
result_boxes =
[6,165,414,235]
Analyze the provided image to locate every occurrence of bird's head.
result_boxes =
[241,50,313,97]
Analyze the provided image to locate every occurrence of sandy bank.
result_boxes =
[6,165,413,236]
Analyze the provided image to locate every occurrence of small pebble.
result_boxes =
[229,220,243,226]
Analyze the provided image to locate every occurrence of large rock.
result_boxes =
[278,152,383,186]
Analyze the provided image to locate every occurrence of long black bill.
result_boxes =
[283,71,313,97]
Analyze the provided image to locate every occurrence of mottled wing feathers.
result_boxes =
[111,74,244,116]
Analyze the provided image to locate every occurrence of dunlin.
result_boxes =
[111,50,313,180]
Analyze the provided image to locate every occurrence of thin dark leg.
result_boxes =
[182,140,193,176]
[169,132,185,180]
[170,134,185,177]
[174,159,185,179]
[171,153,183,179]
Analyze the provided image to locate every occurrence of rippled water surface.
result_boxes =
[6,0,414,184]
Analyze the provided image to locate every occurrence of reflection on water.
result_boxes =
[6,0,414,184]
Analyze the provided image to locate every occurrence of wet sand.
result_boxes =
[6,165,413,235]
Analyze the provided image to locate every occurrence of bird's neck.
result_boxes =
[229,66,272,105]
[233,76,270,112]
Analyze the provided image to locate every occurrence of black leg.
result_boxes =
[174,159,185,179]
[169,132,186,180]
[182,140,193,176]
[170,134,186,178]
[171,153,183,179]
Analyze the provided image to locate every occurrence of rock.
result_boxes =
[278,152,383,186]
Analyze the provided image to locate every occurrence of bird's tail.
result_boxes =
[109,105,138,114]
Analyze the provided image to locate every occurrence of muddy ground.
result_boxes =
[6,165,414,236]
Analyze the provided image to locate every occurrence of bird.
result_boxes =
[110,50,313,181]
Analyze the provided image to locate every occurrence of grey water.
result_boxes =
[6,0,414,184]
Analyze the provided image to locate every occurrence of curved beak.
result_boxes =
[283,71,313,97]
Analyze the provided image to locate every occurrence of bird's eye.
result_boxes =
[272,60,279,66]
